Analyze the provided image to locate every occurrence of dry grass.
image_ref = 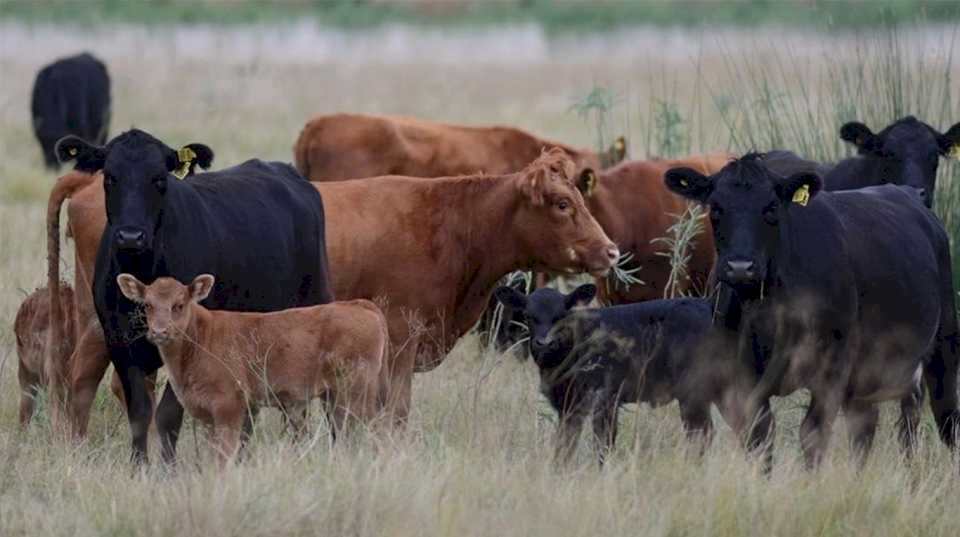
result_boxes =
[1,22,959,537]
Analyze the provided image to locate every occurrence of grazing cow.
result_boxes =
[51,148,616,437]
[577,153,731,305]
[52,129,334,465]
[665,154,960,470]
[31,53,110,169]
[116,274,389,467]
[495,284,747,464]
[762,116,960,208]
[293,113,627,182]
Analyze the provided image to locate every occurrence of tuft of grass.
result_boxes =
[652,204,708,299]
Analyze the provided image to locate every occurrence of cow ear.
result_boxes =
[578,168,598,197]
[665,167,714,204]
[116,274,146,303]
[936,122,960,159]
[190,274,215,302]
[565,283,596,309]
[494,285,527,310]
[170,143,214,179]
[776,172,822,207]
[840,122,881,153]
[604,136,627,167]
[55,135,106,172]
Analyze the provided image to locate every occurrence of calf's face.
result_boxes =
[840,116,960,207]
[513,148,619,277]
[55,130,213,252]
[116,274,215,346]
[495,284,596,362]
[665,156,821,293]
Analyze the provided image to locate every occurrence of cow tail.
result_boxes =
[45,172,97,418]
[926,240,960,448]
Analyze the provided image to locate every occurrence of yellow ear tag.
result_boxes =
[949,144,960,161]
[172,146,196,180]
[792,184,810,207]
[68,147,78,156]
[680,179,689,187]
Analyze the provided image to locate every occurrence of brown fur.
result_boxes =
[117,275,389,467]
[293,113,626,182]
[581,153,733,304]
[56,148,617,434]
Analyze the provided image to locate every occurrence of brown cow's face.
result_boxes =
[514,149,618,277]
[116,274,214,346]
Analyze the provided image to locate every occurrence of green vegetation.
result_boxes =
[3,0,959,32]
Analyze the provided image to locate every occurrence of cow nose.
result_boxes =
[115,228,146,250]
[533,337,548,349]
[605,245,620,264]
[725,260,756,282]
[916,188,930,206]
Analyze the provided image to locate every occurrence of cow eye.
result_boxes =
[556,199,570,211]
[710,204,723,220]
[143,303,153,311]
[104,174,117,187]
[173,303,184,313]
[153,175,167,191]
[762,203,779,225]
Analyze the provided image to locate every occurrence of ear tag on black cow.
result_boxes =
[173,146,196,180]
[680,179,689,187]
[949,144,960,161]
[68,147,78,156]
[792,184,810,207]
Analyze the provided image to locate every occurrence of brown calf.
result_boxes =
[578,153,732,304]
[293,113,627,182]
[116,274,389,467]
[53,148,616,434]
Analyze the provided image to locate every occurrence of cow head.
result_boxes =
[840,116,960,207]
[116,274,214,346]
[56,129,213,252]
[665,154,822,293]
[513,148,618,276]
[494,283,596,366]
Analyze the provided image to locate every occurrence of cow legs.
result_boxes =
[590,402,619,466]
[844,400,879,467]
[64,325,110,439]
[898,379,925,456]
[155,383,185,465]
[799,392,841,469]
[744,398,776,473]
[555,408,587,466]
[116,363,155,465]
[211,409,245,469]
[17,366,41,428]
[924,332,960,450]
[679,400,714,455]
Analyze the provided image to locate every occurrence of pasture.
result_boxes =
[1,20,959,536]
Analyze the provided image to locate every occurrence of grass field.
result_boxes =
[1,20,959,537]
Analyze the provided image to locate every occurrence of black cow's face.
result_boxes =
[55,130,213,252]
[841,116,960,207]
[494,284,595,363]
[665,155,821,292]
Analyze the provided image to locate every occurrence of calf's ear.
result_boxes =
[190,274,216,302]
[775,172,823,207]
[55,135,106,172]
[664,167,714,203]
[578,168,598,197]
[602,136,627,167]
[937,122,960,159]
[565,283,597,309]
[116,274,146,303]
[494,286,527,310]
[840,121,882,154]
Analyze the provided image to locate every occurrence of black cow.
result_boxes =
[56,129,334,464]
[479,271,529,355]
[665,154,960,470]
[763,116,960,208]
[495,284,746,465]
[32,53,110,169]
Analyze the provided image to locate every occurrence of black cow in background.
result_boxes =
[495,284,747,465]
[32,53,111,169]
[761,116,960,208]
[666,154,960,471]
[57,129,334,465]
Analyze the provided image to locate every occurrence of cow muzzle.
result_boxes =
[723,260,756,284]
[114,227,147,251]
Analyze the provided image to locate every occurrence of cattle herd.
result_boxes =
[12,51,960,472]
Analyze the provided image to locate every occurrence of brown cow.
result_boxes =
[116,274,389,467]
[53,148,618,435]
[577,153,733,305]
[293,113,627,182]
[14,285,76,427]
